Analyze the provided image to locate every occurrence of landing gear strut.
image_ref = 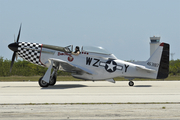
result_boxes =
[49,75,57,86]
[38,65,59,87]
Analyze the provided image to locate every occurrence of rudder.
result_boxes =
[156,43,170,79]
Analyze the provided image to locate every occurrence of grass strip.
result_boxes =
[0,75,179,82]
[1,102,180,105]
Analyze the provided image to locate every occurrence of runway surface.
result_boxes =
[1,104,180,119]
[0,81,180,104]
[1,81,180,119]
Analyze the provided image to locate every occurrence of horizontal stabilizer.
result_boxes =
[136,66,156,73]
[106,78,115,83]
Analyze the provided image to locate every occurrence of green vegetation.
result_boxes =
[0,75,180,81]
[0,76,80,81]
[169,59,180,76]
[0,56,180,81]
[0,57,70,77]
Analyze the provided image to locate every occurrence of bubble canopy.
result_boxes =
[81,46,111,55]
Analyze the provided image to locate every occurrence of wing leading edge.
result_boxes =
[49,58,93,75]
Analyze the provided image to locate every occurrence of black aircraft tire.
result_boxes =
[129,81,134,86]
[38,77,49,87]
[49,76,57,86]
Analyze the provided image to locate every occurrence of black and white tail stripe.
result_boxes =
[18,42,44,66]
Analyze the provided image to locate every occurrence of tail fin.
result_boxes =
[146,43,170,79]
[156,43,169,79]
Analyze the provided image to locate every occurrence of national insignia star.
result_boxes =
[107,61,116,71]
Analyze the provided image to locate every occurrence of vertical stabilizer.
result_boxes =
[146,42,169,79]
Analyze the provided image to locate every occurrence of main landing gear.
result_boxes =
[38,66,58,87]
[39,77,49,87]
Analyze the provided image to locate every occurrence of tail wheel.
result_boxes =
[38,77,49,87]
[129,81,134,86]
[49,76,57,86]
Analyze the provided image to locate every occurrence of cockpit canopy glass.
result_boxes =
[82,46,111,55]
[64,45,73,53]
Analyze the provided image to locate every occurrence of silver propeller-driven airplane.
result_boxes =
[8,25,169,87]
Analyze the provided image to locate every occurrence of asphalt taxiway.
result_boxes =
[0,81,180,104]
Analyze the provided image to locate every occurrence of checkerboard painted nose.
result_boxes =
[18,42,44,66]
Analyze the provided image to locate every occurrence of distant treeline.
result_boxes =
[0,56,179,76]
[0,57,71,77]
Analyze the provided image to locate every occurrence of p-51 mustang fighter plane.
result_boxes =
[8,25,169,87]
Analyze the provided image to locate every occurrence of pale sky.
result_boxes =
[0,0,180,61]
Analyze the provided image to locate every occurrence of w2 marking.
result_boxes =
[86,57,100,67]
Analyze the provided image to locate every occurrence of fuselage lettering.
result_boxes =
[86,57,92,65]
[147,62,159,67]
[86,57,100,67]
[124,64,129,72]
[93,59,100,67]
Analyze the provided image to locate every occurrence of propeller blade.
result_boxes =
[10,52,16,73]
[15,52,18,61]
[16,24,22,43]
[14,34,16,43]
[10,24,22,72]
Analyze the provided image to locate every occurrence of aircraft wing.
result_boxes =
[49,58,93,75]
[136,66,156,73]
